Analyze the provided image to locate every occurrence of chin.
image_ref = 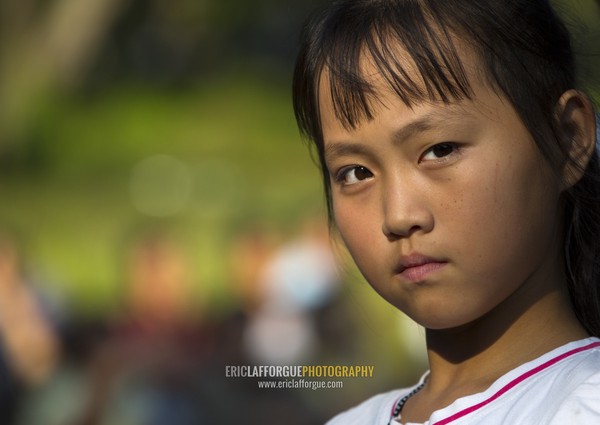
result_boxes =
[395,303,478,331]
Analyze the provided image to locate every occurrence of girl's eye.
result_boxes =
[336,166,374,186]
[420,142,458,162]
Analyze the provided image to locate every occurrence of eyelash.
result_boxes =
[333,142,460,186]
[419,142,460,163]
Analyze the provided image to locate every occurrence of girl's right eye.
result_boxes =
[335,166,374,186]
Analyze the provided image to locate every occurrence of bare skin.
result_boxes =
[404,284,588,423]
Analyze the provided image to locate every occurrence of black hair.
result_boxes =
[292,0,600,335]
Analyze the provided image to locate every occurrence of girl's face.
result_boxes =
[320,69,565,330]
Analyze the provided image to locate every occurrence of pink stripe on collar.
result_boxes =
[431,341,600,425]
[390,398,399,418]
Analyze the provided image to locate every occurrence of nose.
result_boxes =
[381,179,434,240]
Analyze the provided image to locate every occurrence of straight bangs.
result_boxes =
[293,0,474,142]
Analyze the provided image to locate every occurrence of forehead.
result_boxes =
[317,39,488,134]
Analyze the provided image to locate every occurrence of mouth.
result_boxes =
[395,253,447,283]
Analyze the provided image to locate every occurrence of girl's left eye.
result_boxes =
[420,142,459,162]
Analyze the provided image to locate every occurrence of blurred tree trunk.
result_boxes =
[0,0,131,150]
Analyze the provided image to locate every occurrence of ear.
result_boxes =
[556,89,597,190]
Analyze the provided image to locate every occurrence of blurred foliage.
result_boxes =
[0,0,598,314]
[0,0,331,315]
[0,76,325,315]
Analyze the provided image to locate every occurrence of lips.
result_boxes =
[395,253,447,282]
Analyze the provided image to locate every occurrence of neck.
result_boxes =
[424,283,588,394]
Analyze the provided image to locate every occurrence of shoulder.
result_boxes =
[424,339,600,425]
[325,388,409,425]
[548,338,600,390]
[546,343,600,424]
[546,373,600,424]
[517,338,600,424]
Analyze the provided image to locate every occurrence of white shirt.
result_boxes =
[326,337,600,425]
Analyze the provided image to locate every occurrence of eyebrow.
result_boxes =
[324,143,373,163]
[324,108,468,162]
[391,110,463,145]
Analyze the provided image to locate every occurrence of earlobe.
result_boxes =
[556,89,597,190]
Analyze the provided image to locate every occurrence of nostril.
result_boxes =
[383,223,422,240]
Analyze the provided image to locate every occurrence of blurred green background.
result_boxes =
[0,0,332,315]
[0,0,598,424]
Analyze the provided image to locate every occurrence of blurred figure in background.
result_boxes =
[229,221,279,316]
[208,215,353,424]
[244,216,342,365]
[124,230,194,328]
[65,228,216,425]
[0,230,61,424]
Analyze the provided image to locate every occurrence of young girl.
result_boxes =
[292,0,600,424]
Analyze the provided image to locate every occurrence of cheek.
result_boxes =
[333,196,381,270]
[450,156,560,276]
[334,199,367,247]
